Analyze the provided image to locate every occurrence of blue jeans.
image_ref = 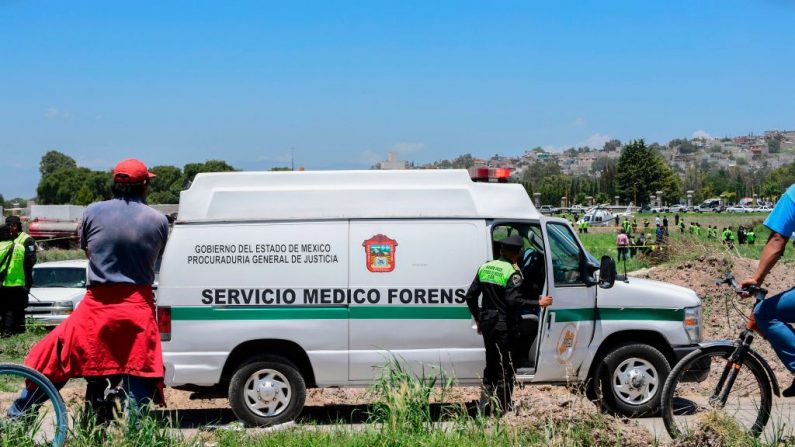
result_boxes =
[9,375,156,419]
[755,286,795,373]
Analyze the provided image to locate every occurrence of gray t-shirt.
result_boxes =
[80,198,169,285]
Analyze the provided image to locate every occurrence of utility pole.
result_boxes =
[291,147,295,171]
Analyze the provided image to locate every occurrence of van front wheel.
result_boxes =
[597,343,670,417]
[228,357,306,427]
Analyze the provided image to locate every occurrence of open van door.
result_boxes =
[531,221,597,382]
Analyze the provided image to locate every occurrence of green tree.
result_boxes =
[603,139,621,152]
[616,139,681,205]
[37,167,111,205]
[37,167,91,204]
[148,191,180,204]
[147,165,183,204]
[150,166,182,192]
[523,161,561,184]
[590,157,615,173]
[74,185,96,205]
[39,150,77,177]
[182,160,237,187]
[4,197,29,209]
[451,154,475,169]
[767,133,784,154]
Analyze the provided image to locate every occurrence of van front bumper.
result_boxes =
[672,344,710,383]
[672,344,700,362]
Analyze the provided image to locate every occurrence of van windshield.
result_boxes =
[33,268,87,288]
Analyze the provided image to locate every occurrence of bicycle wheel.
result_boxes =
[661,346,772,439]
[0,363,67,447]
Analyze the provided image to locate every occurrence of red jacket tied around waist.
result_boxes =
[24,284,163,385]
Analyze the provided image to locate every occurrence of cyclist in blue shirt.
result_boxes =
[742,184,795,397]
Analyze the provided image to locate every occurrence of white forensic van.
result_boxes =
[158,170,703,426]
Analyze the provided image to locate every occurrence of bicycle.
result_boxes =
[0,363,67,447]
[660,274,781,439]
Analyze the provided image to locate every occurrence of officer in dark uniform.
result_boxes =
[464,235,526,415]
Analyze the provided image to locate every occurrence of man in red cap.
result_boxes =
[10,158,169,422]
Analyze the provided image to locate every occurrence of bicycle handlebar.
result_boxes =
[716,274,768,300]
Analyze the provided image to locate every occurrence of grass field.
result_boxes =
[0,324,48,392]
[36,249,86,263]
[577,212,793,272]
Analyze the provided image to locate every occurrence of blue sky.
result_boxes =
[1,0,794,198]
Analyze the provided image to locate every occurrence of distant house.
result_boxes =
[378,152,408,170]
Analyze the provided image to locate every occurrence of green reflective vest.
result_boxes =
[747,231,756,243]
[477,260,516,286]
[0,238,25,287]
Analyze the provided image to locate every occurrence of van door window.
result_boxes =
[546,223,584,285]
[491,222,546,371]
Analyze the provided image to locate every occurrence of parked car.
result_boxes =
[754,205,773,213]
[696,199,723,213]
[539,205,561,214]
[26,260,88,325]
[727,205,753,213]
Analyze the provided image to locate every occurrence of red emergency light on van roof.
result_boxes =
[468,166,511,183]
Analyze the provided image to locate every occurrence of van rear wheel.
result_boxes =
[597,343,670,417]
[228,357,306,427]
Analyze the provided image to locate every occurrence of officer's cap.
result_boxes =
[5,215,21,226]
[500,235,524,248]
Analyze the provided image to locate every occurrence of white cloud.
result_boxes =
[572,117,586,127]
[583,133,611,149]
[44,107,72,120]
[692,130,713,140]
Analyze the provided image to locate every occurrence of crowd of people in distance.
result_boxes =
[613,213,760,261]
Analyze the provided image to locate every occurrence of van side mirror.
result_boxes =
[598,256,616,289]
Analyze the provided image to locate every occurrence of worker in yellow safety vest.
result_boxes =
[0,223,29,336]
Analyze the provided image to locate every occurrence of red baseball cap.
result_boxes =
[113,159,156,183]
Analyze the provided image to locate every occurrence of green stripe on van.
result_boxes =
[553,307,684,323]
[170,306,472,321]
[599,307,684,321]
[349,306,472,320]
[171,306,349,321]
[170,306,685,322]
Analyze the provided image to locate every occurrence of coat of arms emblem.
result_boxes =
[362,234,398,272]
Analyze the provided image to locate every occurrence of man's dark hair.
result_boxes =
[0,224,11,241]
[111,181,147,201]
[501,245,522,258]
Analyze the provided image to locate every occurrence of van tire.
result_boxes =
[228,357,306,427]
[596,343,670,417]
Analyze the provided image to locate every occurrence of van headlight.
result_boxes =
[52,300,75,315]
[684,306,702,343]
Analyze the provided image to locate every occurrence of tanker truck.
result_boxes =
[27,205,85,249]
